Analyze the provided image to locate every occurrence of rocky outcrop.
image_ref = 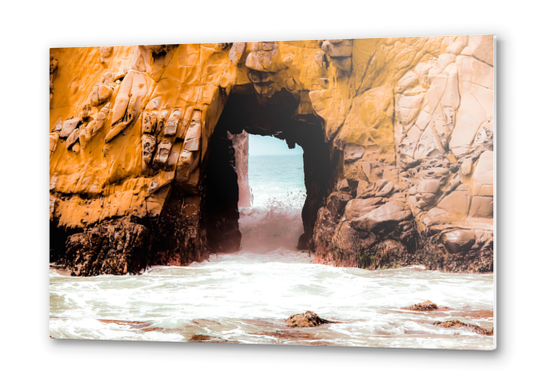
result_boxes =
[285,311,333,328]
[188,334,235,343]
[50,36,494,275]
[433,320,494,336]
[403,301,451,312]
[58,218,149,276]
[228,130,251,207]
[311,36,494,272]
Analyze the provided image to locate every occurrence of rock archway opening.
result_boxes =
[238,134,305,253]
[202,90,335,254]
[246,134,305,208]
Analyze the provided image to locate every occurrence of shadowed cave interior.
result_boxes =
[201,89,337,254]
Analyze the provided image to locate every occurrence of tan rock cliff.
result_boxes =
[50,36,494,275]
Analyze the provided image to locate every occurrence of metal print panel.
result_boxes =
[49,36,495,349]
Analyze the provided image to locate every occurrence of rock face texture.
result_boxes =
[50,36,494,275]
[228,130,251,207]
[285,311,332,328]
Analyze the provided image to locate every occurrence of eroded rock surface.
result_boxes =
[403,301,451,312]
[58,218,149,276]
[50,36,494,275]
[285,311,332,328]
[433,320,493,336]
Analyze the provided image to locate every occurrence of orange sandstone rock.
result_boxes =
[50,36,494,275]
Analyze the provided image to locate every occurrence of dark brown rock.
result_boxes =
[312,207,338,262]
[188,334,237,343]
[403,300,450,311]
[442,230,476,254]
[61,218,149,276]
[350,201,412,232]
[433,320,493,336]
[335,221,375,248]
[326,191,352,219]
[189,334,211,341]
[285,311,332,328]
[344,197,382,220]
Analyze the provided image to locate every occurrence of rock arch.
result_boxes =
[50,36,494,275]
[201,90,335,253]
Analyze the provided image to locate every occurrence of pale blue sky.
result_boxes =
[248,134,303,156]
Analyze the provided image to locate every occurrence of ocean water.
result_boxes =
[49,153,495,349]
[240,155,306,252]
[248,154,306,209]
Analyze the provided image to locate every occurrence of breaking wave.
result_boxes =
[240,189,306,253]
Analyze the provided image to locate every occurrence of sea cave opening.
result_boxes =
[201,90,335,255]
[239,134,306,252]
[246,134,305,209]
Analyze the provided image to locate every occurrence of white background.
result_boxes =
[1,0,540,382]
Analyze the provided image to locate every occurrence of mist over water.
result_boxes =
[240,154,306,252]
[49,151,494,349]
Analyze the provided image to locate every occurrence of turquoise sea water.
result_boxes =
[248,154,306,208]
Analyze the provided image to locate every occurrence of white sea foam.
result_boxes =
[49,154,494,349]
[49,260,494,348]
[239,205,303,252]
[240,155,307,252]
